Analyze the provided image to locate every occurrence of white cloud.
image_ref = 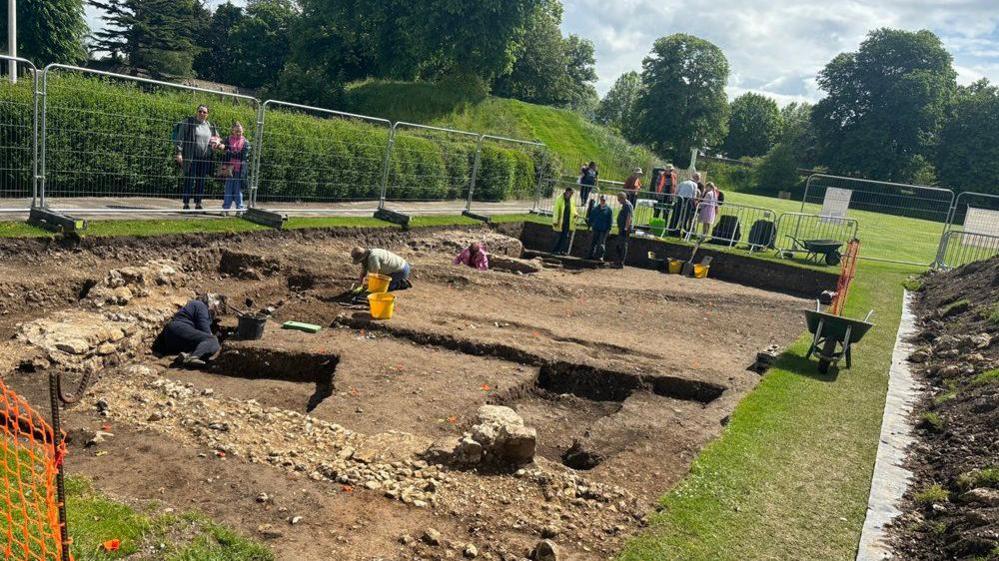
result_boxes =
[563,0,999,103]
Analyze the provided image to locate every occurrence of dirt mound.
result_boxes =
[891,256,999,560]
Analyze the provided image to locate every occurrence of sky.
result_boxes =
[86,0,999,106]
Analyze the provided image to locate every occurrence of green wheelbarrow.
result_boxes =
[781,238,844,266]
[804,307,875,374]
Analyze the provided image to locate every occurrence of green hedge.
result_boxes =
[0,74,550,203]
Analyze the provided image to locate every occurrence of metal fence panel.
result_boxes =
[471,134,546,216]
[945,191,999,235]
[0,55,38,211]
[774,212,859,257]
[686,201,778,250]
[801,173,954,265]
[936,230,999,269]
[252,100,392,214]
[41,64,260,214]
[381,122,480,213]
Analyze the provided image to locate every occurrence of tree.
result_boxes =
[779,102,818,166]
[562,34,598,110]
[812,28,957,182]
[288,0,542,88]
[755,143,801,194]
[723,92,781,158]
[226,0,296,88]
[596,71,642,132]
[193,2,245,83]
[632,34,729,166]
[0,0,88,65]
[89,0,132,62]
[491,2,567,105]
[89,0,206,78]
[491,4,598,112]
[936,80,999,194]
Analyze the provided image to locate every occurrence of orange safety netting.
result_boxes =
[0,380,65,561]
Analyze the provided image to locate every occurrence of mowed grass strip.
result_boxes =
[619,260,918,561]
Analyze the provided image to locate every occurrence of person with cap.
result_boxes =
[613,191,634,268]
[153,293,226,367]
[352,247,412,291]
[623,167,643,209]
[454,242,490,270]
[551,186,578,255]
[586,194,613,260]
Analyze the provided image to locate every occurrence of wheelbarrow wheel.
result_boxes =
[825,250,842,266]
[818,337,838,374]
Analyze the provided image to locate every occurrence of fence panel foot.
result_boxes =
[374,208,411,229]
[462,210,491,223]
[28,207,85,234]
[242,208,287,229]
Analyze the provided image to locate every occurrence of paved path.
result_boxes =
[0,197,539,221]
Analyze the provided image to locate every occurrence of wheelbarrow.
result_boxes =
[804,306,875,374]
[781,238,844,266]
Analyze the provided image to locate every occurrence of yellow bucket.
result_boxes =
[367,293,396,320]
[668,259,683,274]
[366,273,391,293]
[693,264,710,279]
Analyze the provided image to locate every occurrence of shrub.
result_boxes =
[956,467,999,490]
[919,412,944,432]
[914,484,949,505]
[1,73,541,204]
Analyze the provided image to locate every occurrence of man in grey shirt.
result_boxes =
[672,172,701,235]
[174,104,220,210]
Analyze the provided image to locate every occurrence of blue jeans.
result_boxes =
[182,158,213,206]
[388,263,411,291]
[223,176,245,210]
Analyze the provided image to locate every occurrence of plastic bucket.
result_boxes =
[693,264,710,279]
[668,259,683,274]
[236,314,267,340]
[367,293,396,320]
[366,273,391,293]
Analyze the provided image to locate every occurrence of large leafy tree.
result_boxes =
[192,2,245,83]
[0,0,88,65]
[596,71,642,133]
[779,102,818,166]
[633,34,729,166]
[492,3,598,112]
[936,80,999,194]
[812,28,956,182]
[226,0,296,88]
[288,0,541,87]
[723,92,781,158]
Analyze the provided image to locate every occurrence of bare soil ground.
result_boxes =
[889,259,999,560]
[0,225,807,561]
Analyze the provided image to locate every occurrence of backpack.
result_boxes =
[709,215,741,245]
[747,219,776,250]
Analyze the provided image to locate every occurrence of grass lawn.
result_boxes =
[726,192,946,266]
[619,260,919,561]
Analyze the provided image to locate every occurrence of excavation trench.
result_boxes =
[210,345,338,412]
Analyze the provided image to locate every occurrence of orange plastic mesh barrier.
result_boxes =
[0,379,65,561]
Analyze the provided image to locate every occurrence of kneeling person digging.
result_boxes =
[153,293,226,368]
[351,246,413,291]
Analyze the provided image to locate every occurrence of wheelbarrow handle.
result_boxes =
[864,309,875,322]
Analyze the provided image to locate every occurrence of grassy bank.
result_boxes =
[620,260,918,561]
